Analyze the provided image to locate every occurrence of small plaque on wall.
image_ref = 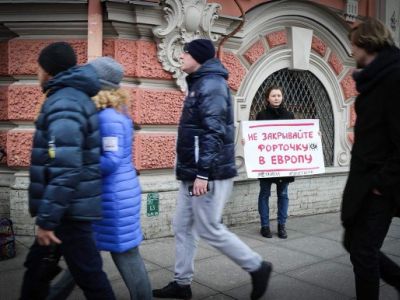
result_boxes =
[147,192,159,217]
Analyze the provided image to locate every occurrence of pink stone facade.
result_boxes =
[243,40,265,65]
[341,71,358,100]
[105,39,172,80]
[6,130,34,167]
[8,85,43,121]
[328,52,344,75]
[221,51,247,91]
[128,88,184,125]
[311,36,327,57]
[266,30,287,48]
[8,40,87,75]
[0,38,179,170]
[134,134,176,170]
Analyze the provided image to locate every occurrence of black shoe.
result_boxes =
[260,226,272,238]
[250,261,273,300]
[152,281,192,299]
[278,224,287,239]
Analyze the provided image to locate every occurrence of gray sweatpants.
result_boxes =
[173,179,262,285]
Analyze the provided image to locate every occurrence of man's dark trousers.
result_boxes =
[20,221,115,300]
[344,193,400,300]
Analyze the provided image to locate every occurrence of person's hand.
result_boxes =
[193,178,208,196]
[36,227,62,246]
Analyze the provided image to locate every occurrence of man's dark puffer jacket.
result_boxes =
[176,58,238,181]
[29,65,102,230]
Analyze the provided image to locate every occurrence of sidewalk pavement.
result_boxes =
[2,212,400,299]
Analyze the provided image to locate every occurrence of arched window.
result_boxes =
[249,68,334,167]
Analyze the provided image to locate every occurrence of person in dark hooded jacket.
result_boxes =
[20,42,115,300]
[152,39,272,300]
[342,18,400,300]
[256,85,295,239]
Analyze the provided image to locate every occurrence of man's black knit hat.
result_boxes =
[184,39,215,64]
[38,42,77,76]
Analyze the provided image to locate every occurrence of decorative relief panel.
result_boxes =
[243,40,265,65]
[8,85,43,121]
[221,51,247,91]
[311,36,327,57]
[153,0,221,90]
[328,52,344,75]
[6,130,34,167]
[340,70,358,100]
[266,30,287,48]
[134,134,176,170]
[129,88,184,125]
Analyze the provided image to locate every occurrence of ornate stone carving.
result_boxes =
[153,0,221,91]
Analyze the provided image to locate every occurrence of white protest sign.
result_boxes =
[242,119,325,178]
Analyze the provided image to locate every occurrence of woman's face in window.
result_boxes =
[266,89,283,108]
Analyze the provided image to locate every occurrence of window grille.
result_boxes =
[249,68,334,166]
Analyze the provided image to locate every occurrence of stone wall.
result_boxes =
[139,172,347,239]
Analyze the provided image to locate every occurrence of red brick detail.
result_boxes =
[349,104,356,128]
[347,132,354,144]
[266,31,287,48]
[0,131,7,165]
[0,41,9,76]
[106,40,172,80]
[340,71,358,100]
[8,85,43,121]
[8,39,87,75]
[328,52,344,75]
[128,88,184,125]
[6,130,34,167]
[0,86,8,120]
[311,36,327,57]
[243,40,265,65]
[221,51,246,91]
[134,133,176,170]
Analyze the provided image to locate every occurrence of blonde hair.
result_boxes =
[350,18,394,54]
[92,89,128,111]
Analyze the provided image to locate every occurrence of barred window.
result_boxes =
[249,68,334,167]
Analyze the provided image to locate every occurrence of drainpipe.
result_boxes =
[217,0,245,60]
[88,0,103,61]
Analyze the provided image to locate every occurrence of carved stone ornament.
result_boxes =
[153,0,221,91]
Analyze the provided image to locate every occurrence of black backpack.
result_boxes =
[0,218,16,260]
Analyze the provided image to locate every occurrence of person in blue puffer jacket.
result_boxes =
[47,57,151,300]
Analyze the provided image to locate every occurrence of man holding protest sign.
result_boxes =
[256,86,295,239]
[342,18,400,299]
